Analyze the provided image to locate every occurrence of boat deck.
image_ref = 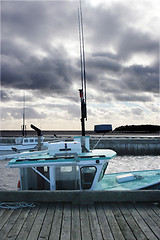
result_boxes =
[0,202,160,240]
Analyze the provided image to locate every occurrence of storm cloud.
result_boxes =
[1,0,159,129]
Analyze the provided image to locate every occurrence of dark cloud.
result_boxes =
[25,108,47,120]
[87,56,121,73]
[2,1,77,45]
[1,0,159,108]
[117,29,158,60]
[2,46,79,94]
[1,1,79,96]
[122,63,159,93]
[41,102,80,120]
[1,107,47,121]
[115,93,152,102]
[84,3,130,47]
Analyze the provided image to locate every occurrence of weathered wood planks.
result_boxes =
[0,202,159,240]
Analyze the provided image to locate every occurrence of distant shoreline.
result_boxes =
[0,130,159,137]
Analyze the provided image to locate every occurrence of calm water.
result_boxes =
[0,155,159,190]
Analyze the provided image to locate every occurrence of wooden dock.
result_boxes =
[0,202,160,240]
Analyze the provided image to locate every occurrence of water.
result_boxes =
[0,155,159,190]
[107,155,160,173]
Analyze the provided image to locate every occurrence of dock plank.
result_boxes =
[95,204,114,240]
[127,203,159,240]
[143,203,160,228]
[0,208,22,240]
[49,203,63,240]
[5,207,31,240]
[71,205,81,240]
[88,205,103,240]
[0,209,14,230]
[16,204,40,240]
[38,203,56,240]
[61,203,72,240]
[112,203,136,240]
[134,203,160,240]
[26,203,48,240]
[103,203,125,240]
[119,203,147,240]
[0,208,5,218]
[151,203,160,217]
[80,205,92,240]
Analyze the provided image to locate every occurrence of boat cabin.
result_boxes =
[15,136,44,145]
[7,139,116,191]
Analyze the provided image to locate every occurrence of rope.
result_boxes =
[93,133,105,149]
[0,202,35,209]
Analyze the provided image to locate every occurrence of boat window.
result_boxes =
[30,139,34,143]
[24,139,28,143]
[98,162,108,181]
[35,139,38,142]
[60,166,72,172]
[55,166,80,190]
[80,166,96,190]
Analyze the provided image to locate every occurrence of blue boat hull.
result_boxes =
[94,169,160,191]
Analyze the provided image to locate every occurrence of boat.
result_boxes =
[0,123,44,153]
[0,90,44,153]
[6,138,116,190]
[6,139,160,190]
[0,135,44,152]
[4,1,160,191]
[94,170,160,190]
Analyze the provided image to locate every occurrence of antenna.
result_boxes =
[78,0,87,136]
[80,0,87,105]
[22,90,26,136]
[78,8,84,92]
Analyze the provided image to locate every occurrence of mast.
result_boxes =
[78,0,87,137]
[22,90,26,137]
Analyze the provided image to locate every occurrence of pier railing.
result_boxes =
[1,135,160,155]
[90,136,160,155]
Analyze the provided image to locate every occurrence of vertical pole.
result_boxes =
[22,90,25,137]
[49,166,56,190]
[78,1,87,138]
[81,100,85,136]
[38,136,41,150]
[19,168,22,190]
[79,90,85,136]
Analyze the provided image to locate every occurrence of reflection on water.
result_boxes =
[107,155,160,174]
[0,155,160,190]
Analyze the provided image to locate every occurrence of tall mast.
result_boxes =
[78,0,87,136]
[22,90,26,136]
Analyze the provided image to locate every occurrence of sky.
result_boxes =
[1,0,160,131]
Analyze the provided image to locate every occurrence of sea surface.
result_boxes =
[0,155,160,190]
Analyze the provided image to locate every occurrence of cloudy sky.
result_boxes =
[1,0,159,131]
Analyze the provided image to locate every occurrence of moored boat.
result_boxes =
[6,138,160,191]
[6,137,116,190]
[94,169,160,190]
[0,136,44,152]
